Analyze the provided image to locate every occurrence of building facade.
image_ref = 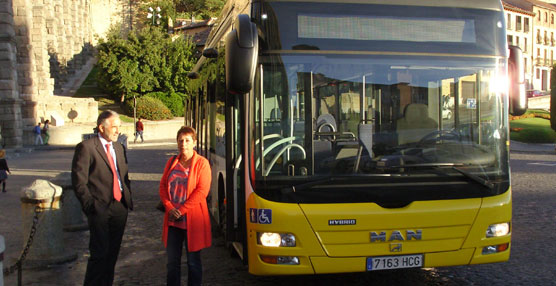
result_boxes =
[504,0,556,92]
[532,0,556,90]
[505,1,535,89]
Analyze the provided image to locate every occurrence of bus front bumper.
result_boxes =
[249,246,510,275]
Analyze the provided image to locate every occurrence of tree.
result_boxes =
[174,0,225,19]
[202,0,226,18]
[96,26,196,105]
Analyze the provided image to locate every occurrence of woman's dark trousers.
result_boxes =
[167,226,202,286]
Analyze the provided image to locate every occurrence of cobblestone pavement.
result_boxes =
[1,142,555,285]
[434,149,556,286]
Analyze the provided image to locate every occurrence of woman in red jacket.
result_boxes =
[159,126,212,286]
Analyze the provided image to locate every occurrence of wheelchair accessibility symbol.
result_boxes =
[250,208,272,224]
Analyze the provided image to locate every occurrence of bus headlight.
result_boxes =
[486,222,510,237]
[281,233,296,247]
[258,232,296,247]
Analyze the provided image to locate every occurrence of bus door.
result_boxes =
[225,84,248,260]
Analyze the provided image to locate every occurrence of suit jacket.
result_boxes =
[71,136,133,215]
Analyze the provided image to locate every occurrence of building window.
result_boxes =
[537,29,542,44]
[525,18,530,32]
[507,35,513,45]
[525,38,528,52]
[545,12,548,22]
[536,68,540,79]
[552,14,554,24]
[538,11,541,21]
[507,14,512,29]
[516,16,522,31]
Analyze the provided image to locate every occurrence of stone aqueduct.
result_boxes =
[0,0,131,148]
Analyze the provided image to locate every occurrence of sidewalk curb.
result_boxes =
[509,140,556,154]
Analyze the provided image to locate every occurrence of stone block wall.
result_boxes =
[528,95,551,111]
[36,96,98,124]
[0,0,133,147]
[0,0,23,147]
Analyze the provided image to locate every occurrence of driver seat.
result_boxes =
[314,114,337,172]
[397,103,438,145]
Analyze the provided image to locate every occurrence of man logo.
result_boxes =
[370,230,422,242]
[390,243,402,252]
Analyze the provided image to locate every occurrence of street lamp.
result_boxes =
[147,6,162,25]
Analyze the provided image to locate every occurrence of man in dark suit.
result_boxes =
[72,110,133,286]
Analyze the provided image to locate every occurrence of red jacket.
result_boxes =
[136,121,144,132]
[159,151,212,251]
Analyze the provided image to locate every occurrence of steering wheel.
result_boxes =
[264,144,306,176]
[418,129,461,146]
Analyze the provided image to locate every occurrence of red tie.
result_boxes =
[105,143,122,202]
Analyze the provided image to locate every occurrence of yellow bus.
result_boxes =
[186,0,527,275]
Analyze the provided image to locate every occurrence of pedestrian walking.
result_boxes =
[0,149,10,193]
[134,118,144,143]
[42,119,50,145]
[159,126,211,286]
[33,122,43,145]
[71,110,133,286]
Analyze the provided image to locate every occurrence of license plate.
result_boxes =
[366,254,423,271]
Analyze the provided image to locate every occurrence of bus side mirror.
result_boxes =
[508,45,527,116]
[225,14,258,95]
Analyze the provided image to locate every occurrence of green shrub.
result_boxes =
[96,26,196,103]
[123,96,173,120]
[146,91,185,117]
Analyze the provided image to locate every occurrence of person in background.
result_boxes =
[159,126,212,286]
[71,110,133,286]
[33,122,43,145]
[134,118,144,143]
[0,149,10,193]
[42,119,50,145]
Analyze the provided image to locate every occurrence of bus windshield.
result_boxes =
[250,1,509,203]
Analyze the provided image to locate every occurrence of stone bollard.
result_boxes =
[1,235,4,286]
[52,172,88,231]
[20,180,77,268]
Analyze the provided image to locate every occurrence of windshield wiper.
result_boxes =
[389,163,494,190]
[451,166,494,190]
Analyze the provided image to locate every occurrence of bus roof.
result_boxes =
[265,0,503,11]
